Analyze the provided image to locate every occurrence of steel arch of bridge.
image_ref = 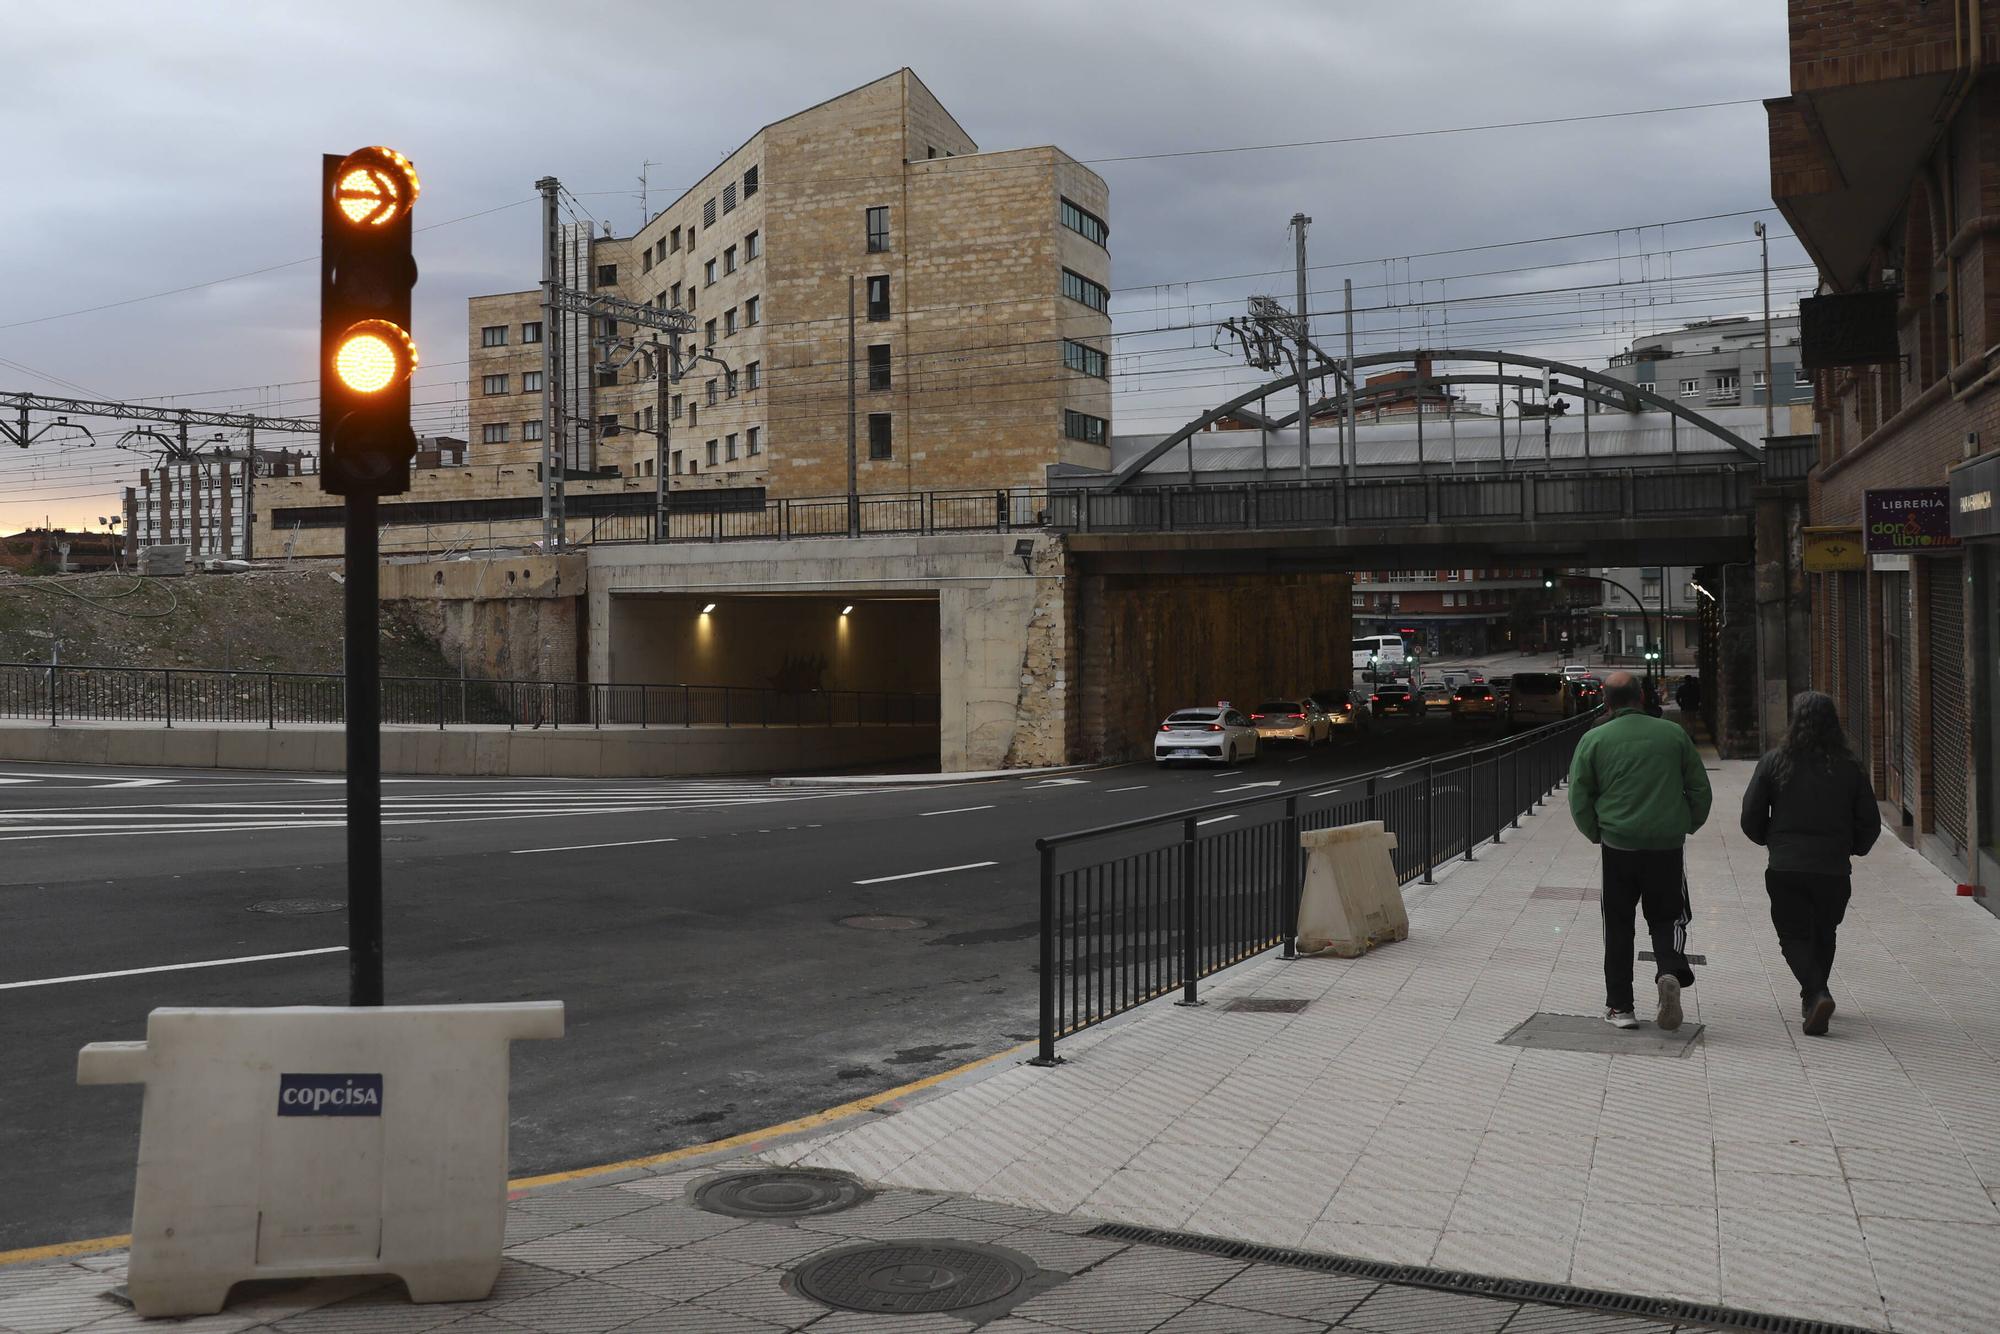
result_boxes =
[1107,347,1763,491]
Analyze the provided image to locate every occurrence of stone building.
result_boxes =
[1767,1,1989,896]
[1603,316,1812,413]
[466,68,1111,514]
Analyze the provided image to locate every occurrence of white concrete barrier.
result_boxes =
[1296,821,1410,957]
[78,1002,563,1317]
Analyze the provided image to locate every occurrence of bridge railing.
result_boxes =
[0,663,940,731]
[1031,712,1596,1063]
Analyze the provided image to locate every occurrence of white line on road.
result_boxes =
[0,946,347,991]
[1106,785,1148,793]
[919,805,996,817]
[1215,781,1282,793]
[510,837,680,855]
[1195,814,1240,826]
[853,861,998,885]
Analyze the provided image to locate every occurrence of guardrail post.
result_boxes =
[1464,759,1476,861]
[592,683,601,729]
[640,686,649,729]
[1175,815,1203,1007]
[48,663,58,728]
[1032,842,1061,1066]
[1281,795,1300,960]
[1365,775,1379,824]
[266,673,275,729]
[1422,759,1437,883]
[437,677,446,730]
[163,668,172,730]
[1510,743,1522,828]
[684,683,692,727]
[723,686,731,727]
[507,681,516,730]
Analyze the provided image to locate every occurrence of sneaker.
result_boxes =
[1605,1009,1640,1029]
[1656,975,1684,1032]
[1803,992,1836,1036]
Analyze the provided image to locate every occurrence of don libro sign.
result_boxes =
[1864,488,1960,554]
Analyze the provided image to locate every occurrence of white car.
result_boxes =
[1154,707,1260,766]
[1560,663,1591,679]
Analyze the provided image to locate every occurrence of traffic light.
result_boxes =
[320,146,420,496]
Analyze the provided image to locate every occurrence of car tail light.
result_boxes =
[1159,723,1173,732]
[1369,694,1380,702]
[1249,713,1265,719]
[1481,691,1492,700]
[1287,713,1305,720]
[1207,723,1224,732]
[1338,702,1352,711]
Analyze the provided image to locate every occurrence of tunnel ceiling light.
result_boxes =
[700,602,717,615]
[840,605,854,616]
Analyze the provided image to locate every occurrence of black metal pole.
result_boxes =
[1034,842,1059,1066]
[346,492,384,1007]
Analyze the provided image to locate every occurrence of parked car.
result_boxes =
[1450,682,1502,723]
[1154,707,1260,766]
[1309,688,1374,737]
[1419,677,1454,710]
[1560,663,1591,680]
[1369,684,1421,719]
[1563,675,1605,716]
[1507,671,1567,727]
[1250,698,1331,747]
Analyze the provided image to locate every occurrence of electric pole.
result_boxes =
[1291,213,1311,481]
[847,275,859,537]
[1343,278,1357,485]
[538,177,563,551]
[1755,220,1774,442]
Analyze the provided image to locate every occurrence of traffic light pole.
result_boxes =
[345,492,384,1006]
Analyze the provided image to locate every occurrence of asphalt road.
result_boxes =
[0,711,1501,1250]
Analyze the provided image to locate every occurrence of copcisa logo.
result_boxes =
[278,1073,384,1117]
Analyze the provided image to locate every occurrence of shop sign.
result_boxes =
[1863,488,1959,554]
[1802,526,1865,572]
[1949,452,2000,540]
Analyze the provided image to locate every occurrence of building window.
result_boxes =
[1713,374,1739,394]
[746,361,760,390]
[705,318,717,347]
[1637,381,1655,393]
[598,413,618,437]
[743,166,758,197]
[866,205,889,252]
[687,284,695,310]
[482,374,509,395]
[688,402,698,427]
[868,412,892,459]
[481,325,507,348]
[723,245,737,274]
[1060,198,1109,248]
[670,226,681,252]
[641,249,653,274]
[522,419,543,441]
[746,426,760,455]
[725,307,738,336]
[703,197,717,228]
[706,439,719,465]
[706,379,718,406]
[1678,378,1700,396]
[595,368,618,388]
[1062,339,1107,379]
[596,264,617,286]
[1752,370,1767,388]
[522,370,543,392]
[1062,269,1109,314]
[521,321,541,343]
[745,230,760,260]
[599,315,619,337]
[643,406,655,431]
[1063,409,1108,445]
[705,258,717,286]
[482,423,508,444]
[1794,367,1811,386]
[868,343,892,391]
[744,296,760,326]
[655,238,666,263]
[672,450,683,474]
[867,275,890,321]
[726,432,738,460]
[671,282,682,308]
[723,182,737,213]
[671,394,682,420]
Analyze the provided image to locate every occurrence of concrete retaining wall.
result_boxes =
[0,723,938,779]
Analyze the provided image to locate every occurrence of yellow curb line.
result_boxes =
[0,1040,1029,1269]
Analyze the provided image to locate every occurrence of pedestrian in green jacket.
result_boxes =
[1567,672,1713,1031]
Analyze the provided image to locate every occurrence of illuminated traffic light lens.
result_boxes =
[333,319,416,393]
[332,146,420,227]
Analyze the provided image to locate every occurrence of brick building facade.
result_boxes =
[1767,1,1994,894]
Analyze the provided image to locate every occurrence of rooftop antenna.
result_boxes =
[639,159,658,230]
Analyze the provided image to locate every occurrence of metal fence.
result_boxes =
[1032,712,1596,1063]
[0,663,939,731]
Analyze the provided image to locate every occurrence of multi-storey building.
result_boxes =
[467,68,1111,512]
[1603,315,1812,417]
[124,448,315,561]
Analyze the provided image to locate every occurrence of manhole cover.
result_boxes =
[1223,997,1309,1013]
[693,1169,872,1219]
[794,1242,1032,1315]
[838,914,929,931]
[1498,1011,1705,1058]
[248,899,343,915]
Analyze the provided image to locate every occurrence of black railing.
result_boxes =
[0,663,939,731]
[1032,712,1596,1063]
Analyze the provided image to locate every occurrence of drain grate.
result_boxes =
[793,1241,1032,1315]
[248,899,343,915]
[692,1169,872,1220]
[1082,1222,1879,1334]
[838,914,930,931]
[1639,951,1707,965]
[1222,997,1310,1013]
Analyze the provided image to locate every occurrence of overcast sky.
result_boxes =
[0,0,1805,533]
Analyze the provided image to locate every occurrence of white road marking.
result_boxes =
[853,861,998,885]
[920,805,996,817]
[0,946,347,991]
[511,837,680,855]
[1216,781,1282,793]
[1107,785,1148,793]
[1027,778,1088,787]
[1195,814,1239,826]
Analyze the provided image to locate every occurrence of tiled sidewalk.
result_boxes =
[770,761,2000,1333]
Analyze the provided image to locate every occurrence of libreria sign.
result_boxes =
[277,1073,384,1117]
[1863,487,1961,553]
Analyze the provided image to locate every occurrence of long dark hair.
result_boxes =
[1771,690,1855,787]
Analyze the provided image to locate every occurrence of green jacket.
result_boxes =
[1567,709,1712,849]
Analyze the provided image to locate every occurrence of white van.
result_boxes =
[1352,635,1407,676]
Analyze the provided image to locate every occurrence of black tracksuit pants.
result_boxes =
[1601,845,1695,1012]
[1765,869,1851,1002]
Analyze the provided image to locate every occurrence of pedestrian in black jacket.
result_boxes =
[1739,691,1881,1036]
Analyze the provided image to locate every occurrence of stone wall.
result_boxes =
[1076,570,1353,762]
[381,553,585,684]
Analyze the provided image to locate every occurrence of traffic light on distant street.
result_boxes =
[319,146,420,496]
